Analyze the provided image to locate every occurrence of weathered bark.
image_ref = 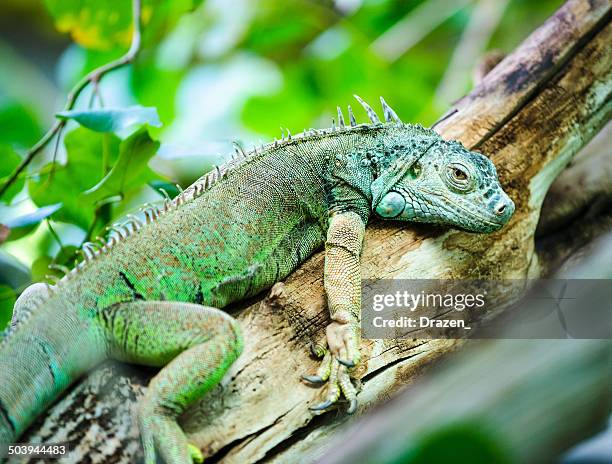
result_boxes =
[15,1,611,463]
[536,123,611,236]
[536,123,612,276]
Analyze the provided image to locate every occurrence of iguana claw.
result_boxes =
[347,399,358,414]
[337,358,355,368]
[302,374,325,384]
[309,400,334,411]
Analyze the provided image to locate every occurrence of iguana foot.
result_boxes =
[139,409,194,464]
[302,311,360,414]
[139,413,203,463]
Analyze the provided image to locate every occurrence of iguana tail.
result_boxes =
[0,297,105,445]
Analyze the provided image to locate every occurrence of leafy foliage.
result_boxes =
[43,0,205,51]
[3,204,62,242]
[0,146,24,204]
[83,127,160,202]
[0,101,42,148]
[57,106,161,132]
[0,285,15,331]
[28,128,122,228]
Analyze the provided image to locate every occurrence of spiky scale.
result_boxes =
[108,225,125,240]
[348,105,357,126]
[232,141,247,160]
[159,188,171,201]
[354,94,380,124]
[44,274,61,285]
[380,96,401,123]
[80,247,93,261]
[337,106,345,127]
[127,214,144,229]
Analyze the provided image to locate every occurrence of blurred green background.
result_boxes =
[0,0,562,329]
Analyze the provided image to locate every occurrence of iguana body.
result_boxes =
[0,97,514,463]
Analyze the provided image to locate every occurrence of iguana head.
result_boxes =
[371,130,514,233]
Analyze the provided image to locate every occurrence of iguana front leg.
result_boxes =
[303,211,364,414]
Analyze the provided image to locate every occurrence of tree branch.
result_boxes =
[0,0,143,199]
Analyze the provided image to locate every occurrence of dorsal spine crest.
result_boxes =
[33,95,410,304]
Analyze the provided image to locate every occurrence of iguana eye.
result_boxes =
[452,167,467,180]
[445,163,472,191]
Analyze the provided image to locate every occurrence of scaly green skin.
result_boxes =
[0,97,514,463]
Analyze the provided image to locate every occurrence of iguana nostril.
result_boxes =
[494,201,507,215]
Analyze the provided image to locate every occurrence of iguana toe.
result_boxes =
[138,408,200,464]
[265,282,287,310]
[188,443,204,464]
[339,366,358,413]
[307,351,332,382]
[310,340,327,358]
[303,322,361,414]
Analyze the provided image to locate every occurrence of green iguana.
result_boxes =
[0,96,514,464]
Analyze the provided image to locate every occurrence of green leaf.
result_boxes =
[43,0,205,52]
[0,101,42,148]
[56,106,162,133]
[132,65,184,129]
[31,256,54,284]
[0,285,15,332]
[3,204,62,242]
[0,252,30,290]
[44,0,132,51]
[241,0,333,60]
[83,128,160,203]
[0,145,25,204]
[28,128,121,228]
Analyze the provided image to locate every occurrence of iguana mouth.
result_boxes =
[417,188,508,229]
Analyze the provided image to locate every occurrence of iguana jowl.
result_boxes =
[0,96,514,463]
